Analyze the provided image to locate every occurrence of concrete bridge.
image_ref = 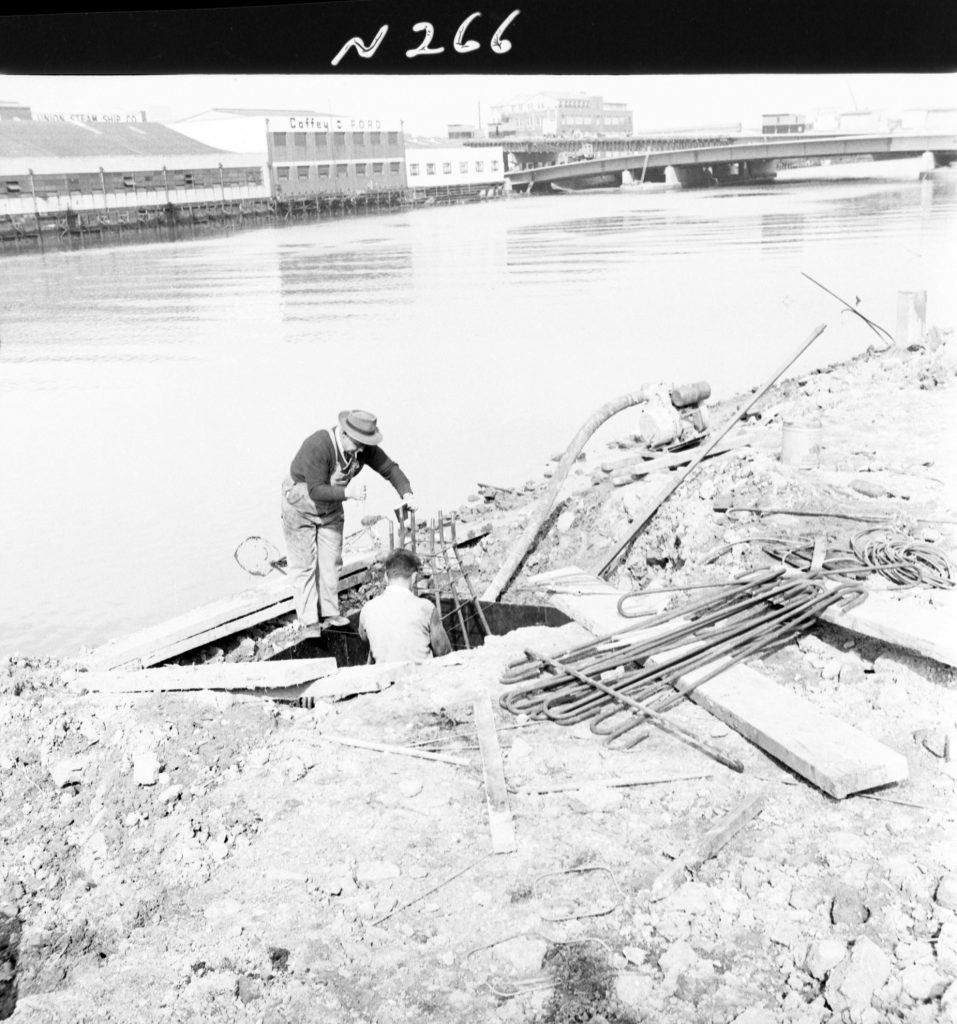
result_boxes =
[504,132,957,191]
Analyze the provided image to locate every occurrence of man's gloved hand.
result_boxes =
[401,493,418,512]
[344,480,367,501]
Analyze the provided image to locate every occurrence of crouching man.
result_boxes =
[358,550,452,664]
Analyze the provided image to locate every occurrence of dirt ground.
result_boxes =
[2,333,957,1024]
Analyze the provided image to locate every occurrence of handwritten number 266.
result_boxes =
[331,10,521,66]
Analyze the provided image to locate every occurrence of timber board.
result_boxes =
[535,567,908,799]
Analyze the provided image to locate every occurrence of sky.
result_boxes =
[1,73,956,136]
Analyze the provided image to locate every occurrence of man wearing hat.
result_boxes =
[282,410,417,632]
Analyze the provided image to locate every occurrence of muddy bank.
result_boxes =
[1,335,956,1024]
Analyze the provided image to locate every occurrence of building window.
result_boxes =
[336,164,348,177]
[294,132,306,147]
[67,176,81,189]
[491,160,499,171]
[474,161,484,172]
[442,163,452,174]
[387,132,398,144]
[355,163,367,175]
[370,132,381,145]
[314,133,327,148]
[459,162,468,173]
[389,161,400,174]
[353,132,364,145]
[277,166,290,180]
[372,162,383,174]
[317,164,330,177]
[426,163,436,175]
[272,132,287,148]
[333,132,345,146]
[297,165,310,180]
[5,180,21,193]
[122,175,135,188]
[409,163,420,176]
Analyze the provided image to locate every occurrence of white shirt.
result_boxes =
[359,584,436,664]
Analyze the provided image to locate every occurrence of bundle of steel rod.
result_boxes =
[499,568,865,765]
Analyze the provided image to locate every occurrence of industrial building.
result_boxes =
[489,93,634,138]
[265,116,407,197]
[0,118,268,227]
[404,137,505,199]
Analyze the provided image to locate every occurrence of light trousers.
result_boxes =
[280,477,344,625]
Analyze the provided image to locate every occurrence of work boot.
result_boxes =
[322,615,350,629]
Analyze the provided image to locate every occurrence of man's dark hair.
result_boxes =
[384,549,421,579]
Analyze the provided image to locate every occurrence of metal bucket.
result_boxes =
[781,420,822,467]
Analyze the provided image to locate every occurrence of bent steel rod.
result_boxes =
[596,323,828,579]
[527,649,745,773]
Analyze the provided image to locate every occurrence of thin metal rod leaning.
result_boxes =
[439,511,471,649]
[596,322,828,578]
[451,519,492,636]
[526,648,745,773]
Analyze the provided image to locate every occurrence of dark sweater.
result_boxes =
[289,428,411,514]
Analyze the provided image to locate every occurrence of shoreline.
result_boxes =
[2,331,956,1024]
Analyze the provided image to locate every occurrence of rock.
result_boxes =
[936,921,957,974]
[941,982,957,1024]
[731,1008,776,1023]
[821,660,842,681]
[556,510,576,533]
[248,747,270,767]
[49,759,84,788]
[133,752,161,786]
[824,936,890,1017]
[831,892,870,927]
[698,479,717,502]
[901,964,946,1001]
[622,946,646,966]
[235,974,260,1003]
[158,784,183,805]
[658,939,699,976]
[568,784,623,814]
[398,778,422,798]
[356,861,400,884]
[507,737,533,760]
[318,864,357,896]
[805,939,848,981]
[665,881,712,915]
[937,874,957,911]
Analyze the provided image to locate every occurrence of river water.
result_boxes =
[1,159,955,656]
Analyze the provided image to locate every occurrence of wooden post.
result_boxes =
[429,517,442,630]
[439,512,470,649]
[896,290,927,348]
[473,693,517,853]
[28,168,42,249]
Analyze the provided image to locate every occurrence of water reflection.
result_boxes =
[0,174,954,655]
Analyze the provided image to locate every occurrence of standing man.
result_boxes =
[282,410,416,633]
[358,550,452,663]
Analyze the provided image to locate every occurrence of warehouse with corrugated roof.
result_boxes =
[0,118,268,222]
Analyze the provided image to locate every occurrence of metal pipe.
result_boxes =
[596,323,828,578]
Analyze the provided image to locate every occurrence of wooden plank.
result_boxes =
[319,733,470,767]
[650,792,767,901]
[526,566,670,637]
[599,440,734,478]
[81,557,372,672]
[818,588,957,669]
[243,661,413,701]
[473,693,517,854]
[538,567,909,799]
[74,657,338,694]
